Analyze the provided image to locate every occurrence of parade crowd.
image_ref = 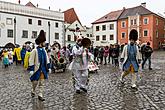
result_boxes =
[0,29,153,101]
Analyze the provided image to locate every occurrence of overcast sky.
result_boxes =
[1,0,165,26]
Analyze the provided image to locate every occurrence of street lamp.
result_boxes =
[14,17,16,45]
[48,21,50,44]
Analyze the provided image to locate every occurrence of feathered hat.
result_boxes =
[35,30,46,45]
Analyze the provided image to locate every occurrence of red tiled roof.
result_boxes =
[92,10,124,24]
[25,1,36,7]
[63,8,81,24]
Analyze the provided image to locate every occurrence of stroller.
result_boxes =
[88,61,99,73]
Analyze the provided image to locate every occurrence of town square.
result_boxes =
[0,0,165,110]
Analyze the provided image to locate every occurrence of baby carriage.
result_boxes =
[88,61,99,73]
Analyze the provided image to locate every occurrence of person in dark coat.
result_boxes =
[108,44,113,64]
[142,42,153,70]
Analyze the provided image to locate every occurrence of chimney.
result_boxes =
[123,7,126,10]
[141,2,146,8]
[36,4,38,7]
[18,0,20,4]
[49,6,50,10]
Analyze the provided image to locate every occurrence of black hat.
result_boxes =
[35,30,46,45]
[129,29,138,41]
[147,42,150,45]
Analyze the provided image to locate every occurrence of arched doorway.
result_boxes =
[4,43,15,49]
[25,41,32,45]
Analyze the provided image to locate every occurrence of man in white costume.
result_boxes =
[69,38,93,93]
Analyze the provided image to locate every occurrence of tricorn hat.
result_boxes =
[35,30,46,45]
[129,29,138,41]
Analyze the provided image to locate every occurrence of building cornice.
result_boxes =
[0,1,64,21]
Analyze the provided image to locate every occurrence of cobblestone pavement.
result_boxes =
[0,51,165,110]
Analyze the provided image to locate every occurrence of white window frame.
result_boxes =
[121,32,126,39]
[134,19,137,25]
[110,24,114,30]
[156,18,159,25]
[102,35,106,40]
[156,30,158,38]
[110,34,114,40]
[102,25,106,31]
[32,31,37,39]
[131,20,133,25]
[143,17,149,25]
[121,21,126,28]
[22,30,28,38]
[55,33,59,40]
[6,18,13,25]
[96,35,100,41]
[7,29,14,38]
[96,26,100,31]
[143,29,149,37]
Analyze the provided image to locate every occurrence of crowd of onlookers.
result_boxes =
[0,41,153,70]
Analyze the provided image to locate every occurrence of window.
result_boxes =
[143,18,148,25]
[6,18,13,25]
[156,30,158,38]
[67,35,71,41]
[55,33,59,39]
[121,21,126,28]
[134,19,137,25]
[110,24,114,30]
[90,34,92,37]
[131,20,133,25]
[102,25,106,31]
[38,20,42,25]
[156,18,158,25]
[164,25,165,30]
[87,34,89,37]
[22,30,28,38]
[55,22,58,28]
[144,30,148,36]
[96,36,99,41]
[110,34,114,40]
[74,36,77,41]
[32,31,37,38]
[28,19,32,24]
[7,29,13,38]
[121,32,125,39]
[96,26,99,31]
[102,35,106,40]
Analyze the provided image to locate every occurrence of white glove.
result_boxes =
[49,69,51,73]
[29,71,34,76]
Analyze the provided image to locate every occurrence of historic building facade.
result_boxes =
[0,1,64,47]
[92,10,123,46]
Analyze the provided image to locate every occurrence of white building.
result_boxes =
[84,26,94,45]
[64,8,86,46]
[0,1,64,47]
[92,10,123,46]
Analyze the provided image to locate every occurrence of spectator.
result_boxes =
[142,42,153,70]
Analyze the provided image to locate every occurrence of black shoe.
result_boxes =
[76,90,81,94]
[38,96,45,101]
[131,86,138,91]
[80,88,87,93]
[149,68,152,70]
[31,92,35,98]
